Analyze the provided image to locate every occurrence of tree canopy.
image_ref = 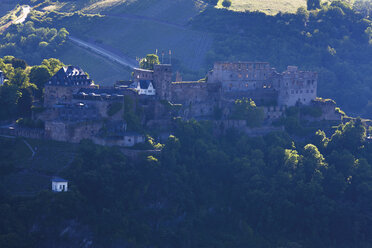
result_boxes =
[139,54,160,70]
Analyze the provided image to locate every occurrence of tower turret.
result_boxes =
[153,64,172,100]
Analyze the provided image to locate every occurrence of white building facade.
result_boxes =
[52,178,68,192]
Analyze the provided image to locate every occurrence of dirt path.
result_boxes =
[22,139,36,159]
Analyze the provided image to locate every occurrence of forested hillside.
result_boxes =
[1,1,372,247]
[1,119,372,247]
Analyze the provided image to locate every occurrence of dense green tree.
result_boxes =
[17,87,33,118]
[10,58,27,70]
[0,22,69,64]
[41,58,64,75]
[222,0,232,8]
[29,65,51,98]
[230,98,264,127]
[328,118,366,152]
[10,68,29,88]
[0,83,21,119]
[139,54,160,70]
[307,0,321,10]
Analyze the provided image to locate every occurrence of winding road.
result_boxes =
[68,36,137,69]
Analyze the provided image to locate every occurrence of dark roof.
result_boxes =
[52,177,68,182]
[139,80,152,89]
[49,66,92,86]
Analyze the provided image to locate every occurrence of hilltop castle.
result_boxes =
[39,62,338,147]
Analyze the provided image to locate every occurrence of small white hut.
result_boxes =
[51,177,68,192]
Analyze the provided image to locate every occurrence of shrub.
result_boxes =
[222,0,232,8]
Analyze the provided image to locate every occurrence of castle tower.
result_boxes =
[153,64,172,100]
[278,66,317,106]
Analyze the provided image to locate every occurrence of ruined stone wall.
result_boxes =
[0,127,45,139]
[71,99,111,119]
[44,85,86,107]
[278,66,317,106]
[303,100,342,122]
[45,121,102,143]
[263,106,286,120]
[45,121,68,141]
[222,88,279,106]
[171,82,218,118]
[208,62,276,92]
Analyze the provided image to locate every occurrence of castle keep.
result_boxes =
[39,61,327,147]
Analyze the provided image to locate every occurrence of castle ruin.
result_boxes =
[38,61,335,147]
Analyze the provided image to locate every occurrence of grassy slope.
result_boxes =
[221,0,306,14]
[57,41,132,85]
[217,0,336,14]
[0,3,17,17]
[1,137,78,195]
[37,0,212,80]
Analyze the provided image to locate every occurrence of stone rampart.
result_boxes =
[0,127,45,139]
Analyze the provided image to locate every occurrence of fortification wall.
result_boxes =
[263,106,285,120]
[304,100,342,122]
[0,127,45,139]
[171,82,217,118]
[45,121,102,143]
[222,89,278,106]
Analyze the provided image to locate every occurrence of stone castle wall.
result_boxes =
[171,82,218,118]
[45,121,102,143]
[278,67,317,106]
[44,86,78,107]
[153,64,172,100]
